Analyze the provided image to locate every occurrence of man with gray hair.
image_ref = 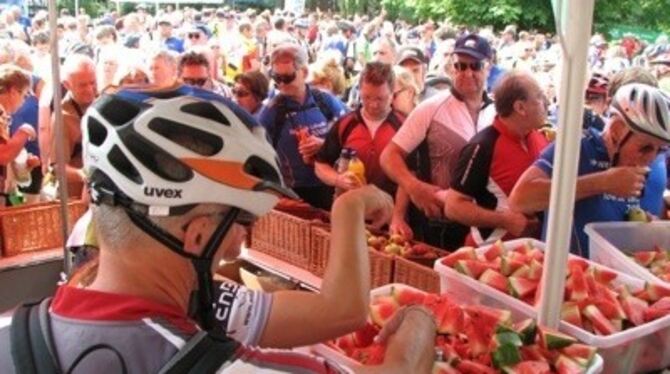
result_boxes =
[258,42,348,209]
[52,54,97,198]
[149,50,178,87]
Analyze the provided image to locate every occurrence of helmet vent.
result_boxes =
[642,91,649,112]
[87,117,108,146]
[180,102,230,126]
[123,132,193,182]
[108,145,143,184]
[244,155,281,184]
[629,88,637,103]
[656,103,667,130]
[94,95,142,127]
[148,118,223,156]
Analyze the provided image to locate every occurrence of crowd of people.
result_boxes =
[0,3,669,372]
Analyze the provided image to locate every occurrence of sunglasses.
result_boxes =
[232,88,252,98]
[182,77,208,87]
[270,71,297,85]
[453,61,485,72]
[187,33,201,39]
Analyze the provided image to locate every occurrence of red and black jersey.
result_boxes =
[450,116,549,245]
[316,109,404,195]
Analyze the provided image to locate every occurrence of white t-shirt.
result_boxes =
[392,89,496,188]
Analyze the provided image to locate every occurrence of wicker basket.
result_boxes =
[248,209,313,271]
[393,256,442,293]
[0,200,88,257]
[308,225,394,288]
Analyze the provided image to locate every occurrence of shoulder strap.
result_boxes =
[270,95,289,148]
[159,331,239,374]
[310,88,335,122]
[10,298,60,374]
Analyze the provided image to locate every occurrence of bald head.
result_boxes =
[62,54,97,105]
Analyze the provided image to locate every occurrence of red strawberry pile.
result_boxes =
[327,286,597,373]
[366,230,441,259]
[442,241,670,336]
[628,246,670,282]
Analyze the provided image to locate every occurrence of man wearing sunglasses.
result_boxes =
[510,84,670,257]
[381,33,496,250]
[258,43,347,210]
[178,50,231,98]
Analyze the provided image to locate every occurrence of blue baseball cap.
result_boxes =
[454,34,492,61]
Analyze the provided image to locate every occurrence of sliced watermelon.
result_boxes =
[336,333,356,352]
[484,240,505,261]
[644,306,670,322]
[494,331,523,348]
[442,246,477,267]
[464,304,513,327]
[583,304,617,335]
[644,282,670,302]
[588,266,618,285]
[501,257,526,276]
[508,276,538,299]
[567,257,589,273]
[620,293,648,326]
[503,361,551,374]
[350,343,385,365]
[479,268,509,293]
[491,343,522,369]
[567,266,588,302]
[511,264,531,278]
[520,344,549,362]
[391,286,426,306]
[456,359,497,374]
[527,259,544,281]
[353,323,379,347]
[514,318,537,345]
[434,299,465,335]
[455,259,492,279]
[512,242,531,255]
[527,247,545,262]
[555,354,587,374]
[432,361,459,374]
[592,297,625,320]
[537,326,577,350]
[560,343,597,367]
[369,297,398,327]
[632,250,658,267]
[561,302,583,328]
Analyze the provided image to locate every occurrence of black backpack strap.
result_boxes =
[270,96,289,148]
[310,87,335,123]
[159,331,239,374]
[10,298,61,374]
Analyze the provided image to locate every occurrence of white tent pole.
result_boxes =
[537,0,595,328]
[75,0,79,17]
[48,0,72,275]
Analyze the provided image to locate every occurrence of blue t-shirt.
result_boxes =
[10,76,40,156]
[257,86,347,188]
[641,153,668,216]
[535,128,642,257]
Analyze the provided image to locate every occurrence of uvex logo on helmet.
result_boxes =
[144,187,183,198]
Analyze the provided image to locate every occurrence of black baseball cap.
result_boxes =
[453,34,492,61]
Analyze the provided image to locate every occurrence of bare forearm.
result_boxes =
[445,193,508,229]
[314,161,339,187]
[393,187,409,218]
[380,145,417,191]
[510,172,607,214]
[0,135,29,164]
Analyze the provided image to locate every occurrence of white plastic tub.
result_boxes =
[585,222,670,287]
[311,283,603,373]
[434,239,670,373]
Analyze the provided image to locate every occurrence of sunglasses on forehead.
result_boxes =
[453,61,485,72]
[270,70,297,85]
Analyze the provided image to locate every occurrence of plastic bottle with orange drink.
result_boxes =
[347,150,366,186]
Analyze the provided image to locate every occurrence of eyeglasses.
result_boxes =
[182,77,208,87]
[232,88,252,98]
[270,71,297,85]
[187,33,201,40]
[453,61,485,72]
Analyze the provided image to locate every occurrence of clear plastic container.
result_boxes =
[311,283,604,373]
[585,222,670,287]
[434,239,670,373]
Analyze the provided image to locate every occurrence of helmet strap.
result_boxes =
[612,128,633,166]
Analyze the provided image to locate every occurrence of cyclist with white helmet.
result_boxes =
[510,83,670,257]
[0,85,436,373]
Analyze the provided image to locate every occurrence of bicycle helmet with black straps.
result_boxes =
[83,85,297,330]
[586,72,609,95]
[83,84,295,217]
[610,83,670,143]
